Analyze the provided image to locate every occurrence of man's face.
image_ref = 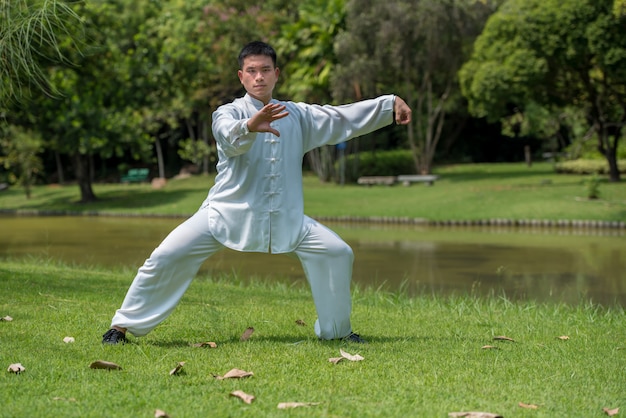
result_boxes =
[238,55,279,104]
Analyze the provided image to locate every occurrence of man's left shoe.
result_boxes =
[342,332,367,344]
[102,328,128,345]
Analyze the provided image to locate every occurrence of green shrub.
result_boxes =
[564,135,626,160]
[554,159,626,174]
[585,175,601,199]
[336,149,416,183]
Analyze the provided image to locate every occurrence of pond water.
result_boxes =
[1,215,624,306]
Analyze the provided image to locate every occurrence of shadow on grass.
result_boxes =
[20,186,204,213]
[138,334,468,348]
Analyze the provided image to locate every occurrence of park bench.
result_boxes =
[121,168,150,183]
[357,176,397,186]
[396,174,439,186]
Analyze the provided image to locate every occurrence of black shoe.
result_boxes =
[102,329,128,345]
[342,332,367,344]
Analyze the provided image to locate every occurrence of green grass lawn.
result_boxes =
[1,162,625,222]
[1,260,624,417]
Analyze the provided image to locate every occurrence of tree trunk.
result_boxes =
[524,144,532,167]
[607,153,620,182]
[597,125,621,182]
[54,151,65,184]
[155,135,165,179]
[73,152,97,202]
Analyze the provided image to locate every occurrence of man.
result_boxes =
[102,41,411,345]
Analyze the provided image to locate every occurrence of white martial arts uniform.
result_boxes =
[111,93,395,339]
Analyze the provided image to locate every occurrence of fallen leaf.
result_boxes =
[493,336,514,342]
[329,349,364,364]
[481,345,499,350]
[52,397,76,402]
[89,360,122,370]
[169,361,185,376]
[155,409,170,418]
[603,407,619,416]
[277,402,322,409]
[7,363,25,374]
[448,412,503,418]
[519,402,539,409]
[1,316,13,322]
[240,327,254,341]
[63,337,75,343]
[230,390,255,404]
[295,319,306,326]
[214,368,254,380]
[192,341,217,348]
[557,335,570,340]
[340,349,364,361]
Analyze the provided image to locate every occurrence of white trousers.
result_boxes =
[111,210,354,340]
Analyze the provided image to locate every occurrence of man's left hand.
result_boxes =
[394,97,412,125]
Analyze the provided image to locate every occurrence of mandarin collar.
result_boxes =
[245,93,276,110]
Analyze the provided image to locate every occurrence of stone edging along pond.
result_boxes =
[2,209,625,230]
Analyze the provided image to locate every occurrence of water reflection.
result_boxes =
[0,215,624,306]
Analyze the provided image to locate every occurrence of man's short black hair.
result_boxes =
[238,41,277,69]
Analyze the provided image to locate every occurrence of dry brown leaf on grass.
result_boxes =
[230,390,255,404]
[154,409,170,418]
[169,361,185,376]
[1,315,13,322]
[329,349,364,364]
[52,397,76,402]
[481,345,499,350]
[240,327,254,341]
[89,360,122,370]
[214,368,254,380]
[603,407,620,416]
[7,363,25,374]
[449,412,503,418]
[192,341,217,348]
[277,402,321,409]
[557,335,570,340]
[340,349,364,361]
[295,319,306,326]
[493,336,515,342]
[519,402,539,409]
[63,337,75,343]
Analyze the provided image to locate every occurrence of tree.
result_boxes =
[0,125,43,198]
[0,0,82,106]
[5,0,164,202]
[275,0,346,181]
[460,0,626,181]
[332,0,496,175]
[142,0,298,176]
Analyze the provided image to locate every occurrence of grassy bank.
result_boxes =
[1,259,624,417]
[0,163,625,222]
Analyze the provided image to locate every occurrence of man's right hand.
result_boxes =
[247,103,289,137]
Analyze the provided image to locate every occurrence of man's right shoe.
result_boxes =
[102,328,128,345]
[342,332,367,344]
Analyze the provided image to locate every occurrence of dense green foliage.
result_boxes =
[2,0,626,204]
[460,0,626,181]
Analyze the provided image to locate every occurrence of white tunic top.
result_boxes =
[203,93,395,254]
